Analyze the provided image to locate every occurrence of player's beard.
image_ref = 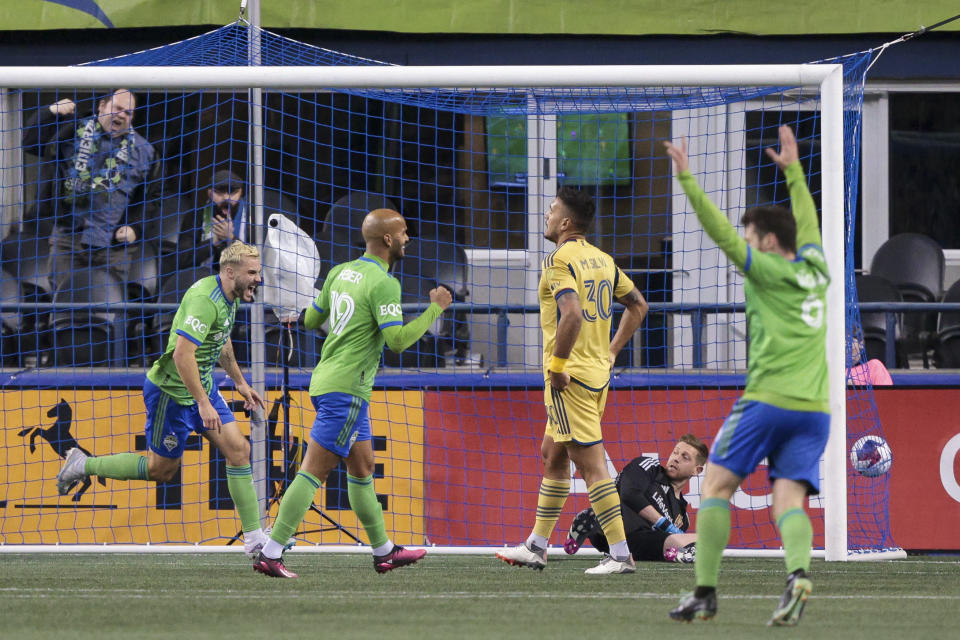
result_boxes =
[233,277,257,302]
[543,223,558,244]
[389,239,406,265]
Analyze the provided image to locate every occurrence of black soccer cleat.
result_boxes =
[669,590,717,622]
[564,507,600,555]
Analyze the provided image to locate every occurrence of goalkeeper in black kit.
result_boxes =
[564,434,707,562]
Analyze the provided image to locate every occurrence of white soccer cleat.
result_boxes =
[496,543,547,570]
[243,528,296,559]
[584,553,636,575]
[56,448,89,495]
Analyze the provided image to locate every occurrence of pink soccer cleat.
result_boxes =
[374,545,427,574]
[253,552,298,578]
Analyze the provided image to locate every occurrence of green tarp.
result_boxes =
[5,0,959,34]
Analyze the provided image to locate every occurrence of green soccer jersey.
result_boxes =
[147,275,238,405]
[308,254,443,401]
[678,162,829,412]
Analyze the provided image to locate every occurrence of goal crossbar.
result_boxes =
[0,64,841,89]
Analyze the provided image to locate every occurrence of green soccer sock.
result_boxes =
[225,464,261,534]
[347,474,389,549]
[270,470,321,545]
[777,507,813,575]
[694,497,731,588]
[84,453,148,481]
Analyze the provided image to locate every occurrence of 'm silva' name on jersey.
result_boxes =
[577,255,609,271]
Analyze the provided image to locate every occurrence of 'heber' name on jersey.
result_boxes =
[337,269,364,284]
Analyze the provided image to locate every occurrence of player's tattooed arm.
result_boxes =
[554,291,583,359]
[615,288,648,315]
[219,339,265,412]
[610,288,648,368]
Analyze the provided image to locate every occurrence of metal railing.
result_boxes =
[5,300,960,371]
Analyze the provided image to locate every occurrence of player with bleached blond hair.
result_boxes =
[56,241,274,556]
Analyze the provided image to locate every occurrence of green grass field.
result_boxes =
[1,553,958,639]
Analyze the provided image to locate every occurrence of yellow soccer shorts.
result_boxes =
[543,380,609,446]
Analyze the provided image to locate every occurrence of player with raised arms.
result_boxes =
[664,126,829,626]
[56,241,270,555]
[253,208,452,578]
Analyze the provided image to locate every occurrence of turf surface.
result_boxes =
[1,553,957,639]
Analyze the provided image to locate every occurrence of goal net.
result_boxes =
[0,22,899,559]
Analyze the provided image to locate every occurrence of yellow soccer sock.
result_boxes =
[531,478,570,544]
[588,479,627,552]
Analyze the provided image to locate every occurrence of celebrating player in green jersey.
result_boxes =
[253,208,452,578]
[664,126,829,626]
[57,242,270,555]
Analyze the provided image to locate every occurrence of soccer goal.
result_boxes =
[0,23,901,560]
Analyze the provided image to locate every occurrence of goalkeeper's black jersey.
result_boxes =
[615,456,690,535]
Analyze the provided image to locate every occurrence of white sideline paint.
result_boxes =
[0,544,905,560]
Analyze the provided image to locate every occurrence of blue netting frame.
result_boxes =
[2,20,897,554]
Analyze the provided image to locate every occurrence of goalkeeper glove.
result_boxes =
[654,516,683,535]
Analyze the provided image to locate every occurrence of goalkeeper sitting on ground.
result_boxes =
[564,434,706,563]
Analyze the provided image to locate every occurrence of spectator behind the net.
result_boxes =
[22,89,157,283]
[848,334,893,386]
[177,170,249,271]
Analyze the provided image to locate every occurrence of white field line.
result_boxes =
[1,588,958,601]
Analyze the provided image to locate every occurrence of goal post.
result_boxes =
[0,36,899,560]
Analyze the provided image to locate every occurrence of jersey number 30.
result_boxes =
[329,291,356,335]
[582,278,613,322]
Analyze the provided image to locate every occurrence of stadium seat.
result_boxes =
[315,233,358,282]
[870,233,944,367]
[127,242,162,302]
[385,236,473,368]
[263,188,301,223]
[148,265,214,362]
[934,279,960,368]
[317,192,396,281]
[51,266,126,367]
[223,314,324,370]
[870,233,945,302]
[1,269,20,366]
[124,243,163,365]
[323,192,398,249]
[155,192,189,277]
[0,229,53,298]
[263,320,326,370]
[855,274,906,368]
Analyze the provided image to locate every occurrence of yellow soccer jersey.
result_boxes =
[539,238,635,389]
